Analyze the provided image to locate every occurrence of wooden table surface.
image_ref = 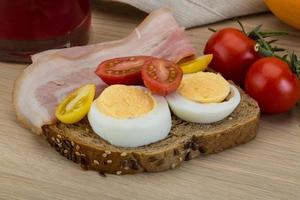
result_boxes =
[1,1,300,200]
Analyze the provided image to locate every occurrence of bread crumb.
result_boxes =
[121,152,127,157]
[105,150,111,155]
[171,163,176,169]
[107,160,112,164]
[116,171,122,175]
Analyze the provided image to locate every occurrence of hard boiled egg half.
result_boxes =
[166,72,241,123]
[88,85,171,147]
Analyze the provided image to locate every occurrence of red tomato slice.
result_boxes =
[141,59,183,96]
[95,56,152,85]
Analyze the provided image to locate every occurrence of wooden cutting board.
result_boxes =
[0,1,299,200]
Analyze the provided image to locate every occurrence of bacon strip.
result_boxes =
[13,8,196,134]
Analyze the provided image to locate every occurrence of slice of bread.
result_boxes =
[42,85,260,175]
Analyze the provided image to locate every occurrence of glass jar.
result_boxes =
[0,0,91,62]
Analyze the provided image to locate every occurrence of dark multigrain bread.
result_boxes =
[42,86,260,175]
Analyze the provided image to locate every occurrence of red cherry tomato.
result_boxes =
[95,56,152,85]
[204,28,261,86]
[141,59,183,96]
[245,57,300,114]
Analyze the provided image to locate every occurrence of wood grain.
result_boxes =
[1,1,300,200]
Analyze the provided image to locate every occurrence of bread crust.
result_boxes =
[42,87,260,175]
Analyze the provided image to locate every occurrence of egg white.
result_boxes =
[166,84,241,123]
[88,87,171,147]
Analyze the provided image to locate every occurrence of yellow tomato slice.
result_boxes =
[180,54,213,74]
[55,84,96,124]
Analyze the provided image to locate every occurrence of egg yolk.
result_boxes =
[178,72,230,103]
[96,85,155,119]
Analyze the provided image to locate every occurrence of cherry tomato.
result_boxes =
[180,54,213,74]
[245,57,300,114]
[55,84,96,124]
[141,59,183,96]
[95,56,152,85]
[204,28,261,86]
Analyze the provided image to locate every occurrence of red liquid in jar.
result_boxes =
[0,0,91,62]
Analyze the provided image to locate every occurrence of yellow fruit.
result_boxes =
[264,0,300,30]
[55,84,96,124]
[180,54,213,74]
